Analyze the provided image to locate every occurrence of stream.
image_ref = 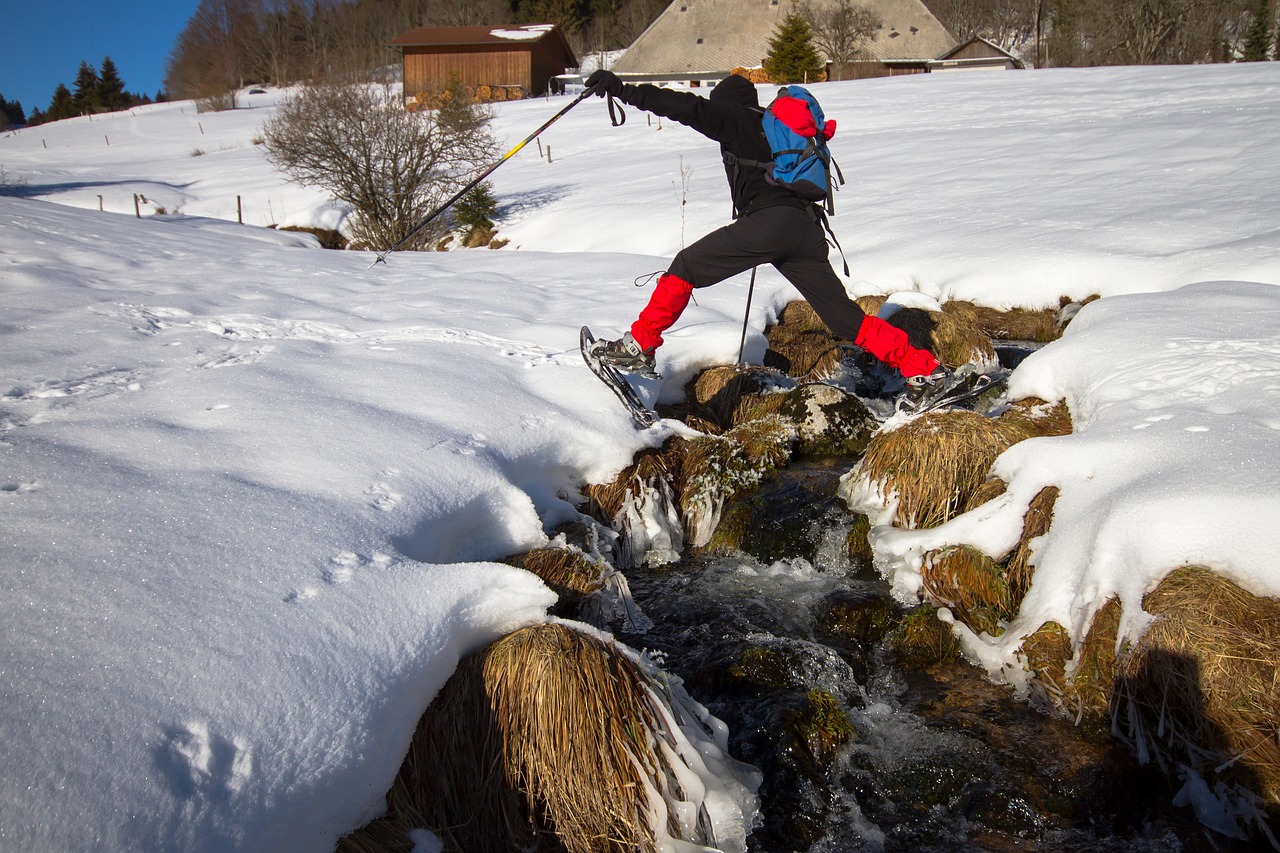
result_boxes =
[613,459,1246,853]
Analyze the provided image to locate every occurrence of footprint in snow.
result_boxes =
[156,722,254,801]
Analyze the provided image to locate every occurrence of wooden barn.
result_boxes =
[390,24,578,103]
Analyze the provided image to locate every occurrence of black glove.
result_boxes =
[585,70,623,99]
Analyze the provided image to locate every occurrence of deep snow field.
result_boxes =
[1,62,1279,850]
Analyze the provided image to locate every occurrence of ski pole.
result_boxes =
[736,266,758,367]
[369,88,595,267]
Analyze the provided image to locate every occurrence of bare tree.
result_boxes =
[262,82,498,250]
[164,0,259,105]
[1044,0,1251,66]
[800,0,882,80]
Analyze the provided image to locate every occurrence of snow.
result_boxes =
[2,62,1280,850]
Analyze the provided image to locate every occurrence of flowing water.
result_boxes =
[613,459,1247,853]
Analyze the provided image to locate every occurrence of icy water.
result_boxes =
[616,460,1249,853]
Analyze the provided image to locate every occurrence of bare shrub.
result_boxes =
[262,81,497,251]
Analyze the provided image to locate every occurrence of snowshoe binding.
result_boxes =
[581,326,659,428]
[895,364,1002,415]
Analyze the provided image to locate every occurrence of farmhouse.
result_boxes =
[390,24,578,102]
[884,35,1026,74]
[610,0,956,84]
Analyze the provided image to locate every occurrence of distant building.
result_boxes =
[610,0,956,85]
[390,24,578,102]
[884,35,1026,75]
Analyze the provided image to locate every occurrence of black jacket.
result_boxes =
[619,76,812,219]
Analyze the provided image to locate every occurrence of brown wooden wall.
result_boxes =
[402,42,573,97]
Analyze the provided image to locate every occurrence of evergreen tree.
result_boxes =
[1243,0,1274,61]
[72,61,101,114]
[0,94,26,128]
[763,11,827,83]
[455,181,499,234]
[47,84,78,121]
[98,56,128,110]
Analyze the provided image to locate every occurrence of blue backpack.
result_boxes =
[736,85,845,214]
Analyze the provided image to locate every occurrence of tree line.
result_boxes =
[922,0,1277,67]
[7,58,163,129]
[162,0,668,105]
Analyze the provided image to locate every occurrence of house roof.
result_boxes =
[390,24,577,62]
[611,0,955,77]
[936,35,1024,65]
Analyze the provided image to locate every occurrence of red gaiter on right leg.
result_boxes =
[630,273,694,353]
[854,314,940,379]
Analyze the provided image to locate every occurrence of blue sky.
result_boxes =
[0,1,201,114]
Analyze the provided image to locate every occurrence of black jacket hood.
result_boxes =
[709,74,759,108]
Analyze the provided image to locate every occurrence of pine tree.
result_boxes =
[98,57,128,110]
[72,61,101,114]
[455,181,500,239]
[763,11,827,83]
[1243,0,1274,61]
[47,84,78,121]
[0,94,26,128]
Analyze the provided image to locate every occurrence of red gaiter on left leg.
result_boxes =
[854,314,940,378]
[630,273,694,353]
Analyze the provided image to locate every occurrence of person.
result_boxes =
[582,69,952,410]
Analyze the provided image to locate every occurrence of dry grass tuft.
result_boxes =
[932,303,997,368]
[778,300,830,332]
[584,439,687,523]
[855,295,887,317]
[1118,568,1280,808]
[338,650,530,853]
[858,410,1026,529]
[764,325,843,380]
[1066,596,1122,717]
[1020,621,1074,700]
[483,625,669,851]
[922,545,1012,635]
[343,624,690,852]
[964,476,1008,512]
[503,548,605,596]
[943,300,1063,344]
[998,398,1073,441]
[1003,487,1059,605]
[690,365,783,430]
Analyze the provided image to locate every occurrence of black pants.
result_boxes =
[667,205,865,341]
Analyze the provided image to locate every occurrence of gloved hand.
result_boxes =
[585,69,623,99]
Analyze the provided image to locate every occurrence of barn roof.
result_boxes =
[611,0,955,76]
[390,24,576,61]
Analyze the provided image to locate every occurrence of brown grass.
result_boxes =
[341,624,688,852]
[1118,568,1280,808]
[858,409,1027,529]
[943,300,1062,344]
[763,325,843,380]
[1003,486,1059,605]
[777,300,830,332]
[998,398,1073,441]
[690,365,785,430]
[932,303,997,368]
[1020,570,1280,812]
[583,439,686,523]
[922,545,1013,634]
[503,548,605,596]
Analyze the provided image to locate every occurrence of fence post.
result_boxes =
[237,196,243,224]
[134,194,141,218]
